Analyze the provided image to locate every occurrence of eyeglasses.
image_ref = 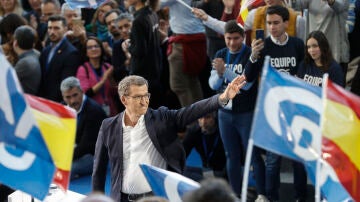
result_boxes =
[86,45,100,50]
[125,93,151,101]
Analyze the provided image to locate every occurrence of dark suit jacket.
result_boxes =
[39,38,82,102]
[112,39,129,83]
[92,94,221,201]
[14,49,41,95]
[73,97,107,160]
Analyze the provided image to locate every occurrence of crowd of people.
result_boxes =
[0,0,359,201]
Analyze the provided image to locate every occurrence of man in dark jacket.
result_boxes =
[60,76,107,180]
[39,15,81,102]
[122,0,163,108]
[92,75,246,202]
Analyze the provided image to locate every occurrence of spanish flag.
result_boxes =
[25,95,76,191]
[237,0,263,25]
[322,80,360,201]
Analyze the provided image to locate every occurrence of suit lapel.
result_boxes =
[117,112,124,187]
[144,111,165,158]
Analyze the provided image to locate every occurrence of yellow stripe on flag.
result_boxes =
[240,8,249,22]
[323,100,360,171]
[32,109,76,170]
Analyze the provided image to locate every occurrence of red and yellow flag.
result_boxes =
[25,94,76,191]
[322,80,360,201]
[237,0,264,25]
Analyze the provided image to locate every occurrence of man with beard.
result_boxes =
[103,9,122,57]
[39,15,82,102]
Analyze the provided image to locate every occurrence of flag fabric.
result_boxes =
[251,59,322,163]
[65,0,107,9]
[249,57,354,201]
[346,0,356,33]
[322,80,360,201]
[0,52,56,200]
[237,0,263,25]
[140,164,200,202]
[26,94,77,191]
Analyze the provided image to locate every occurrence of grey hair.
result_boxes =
[115,13,134,25]
[60,76,82,92]
[118,75,148,97]
[61,3,82,17]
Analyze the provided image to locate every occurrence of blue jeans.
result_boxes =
[252,147,266,195]
[251,148,282,201]
[265,152,281,201]
[253,151,307,201]
[218,109,254,195]
[71,154,94,180]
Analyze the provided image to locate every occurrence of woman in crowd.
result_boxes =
[85,0,118,41]
[76,37,119,116]
[297,30,344,87]
[0,0,23,17]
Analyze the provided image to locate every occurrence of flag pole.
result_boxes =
[241,139,254,202]
[175,0,193,10]
[315,73,329,202]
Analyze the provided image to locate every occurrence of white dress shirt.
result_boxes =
[121,114,167,194]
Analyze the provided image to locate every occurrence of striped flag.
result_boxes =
[140,164,200,202]
[26,95,77,191]
[242,57,355,202]
[322,80,360,201]
[237,0,263,25]
[0,51,55,200]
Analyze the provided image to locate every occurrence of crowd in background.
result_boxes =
[0,0,359,201]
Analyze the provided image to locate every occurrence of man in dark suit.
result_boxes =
[39,15,81,102]
[60,76,107,180]
[92,75,246,202]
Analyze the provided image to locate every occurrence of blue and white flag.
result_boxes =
[140,164,200,202]
[251,58,322,162]
[248,57,353,202]
[0,52,55,200]
[65,0,107,9]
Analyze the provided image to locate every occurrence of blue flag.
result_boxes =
[140,164,200,202]
[250,57,353,202]
[251,59,322,162]
[65,0,107,9]
[0,52,55,200]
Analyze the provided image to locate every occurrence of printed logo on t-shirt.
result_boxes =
[226,63,243,74]
[303,74,323,86]
[270,57,297,74]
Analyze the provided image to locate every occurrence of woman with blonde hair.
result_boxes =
[0,0,23,17]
